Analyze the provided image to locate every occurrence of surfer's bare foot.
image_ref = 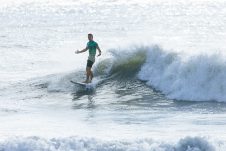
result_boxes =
[83,80,88,83]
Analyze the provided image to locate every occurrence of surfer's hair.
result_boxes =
[88,33,93,37]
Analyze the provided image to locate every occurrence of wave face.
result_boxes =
[94,47,147,78]
[94,45,226,102]
[138,45,226,102]
[0,136,222,151]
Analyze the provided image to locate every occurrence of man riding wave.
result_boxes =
[75,33,102,83]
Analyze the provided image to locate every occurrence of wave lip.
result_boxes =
[0,136,219,151]
[138,45,226,102]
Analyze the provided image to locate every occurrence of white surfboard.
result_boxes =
[70,80,87,86]
[71,77,110,89]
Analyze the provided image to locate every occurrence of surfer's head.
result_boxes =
[88,33,93,41]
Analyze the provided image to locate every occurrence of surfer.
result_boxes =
[75,33,102,83]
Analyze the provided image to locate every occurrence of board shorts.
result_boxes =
[87,60,94,68]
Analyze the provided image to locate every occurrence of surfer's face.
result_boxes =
[88,34,93,41]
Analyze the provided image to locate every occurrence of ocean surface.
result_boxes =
[0,0,226,150]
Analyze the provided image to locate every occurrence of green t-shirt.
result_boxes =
[86,40,98,62]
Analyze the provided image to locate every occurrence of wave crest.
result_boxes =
[138,45,226,102]
[0,136,219,151]
[95,45,226,102]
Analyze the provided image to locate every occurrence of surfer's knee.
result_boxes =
[86,67,90,72]
[87,67,91,71]
[86,67,92,75]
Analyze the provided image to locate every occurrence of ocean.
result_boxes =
[0,0,226,150]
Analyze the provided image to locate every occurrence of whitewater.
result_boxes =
[0,0,226,150]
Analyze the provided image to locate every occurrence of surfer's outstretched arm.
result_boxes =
[75,47,88,54]
[97,45,101,57]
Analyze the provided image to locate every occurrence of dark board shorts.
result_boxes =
[87,60,94,68]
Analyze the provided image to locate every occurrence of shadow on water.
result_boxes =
[72,88,95,100]
[71,86,97,110]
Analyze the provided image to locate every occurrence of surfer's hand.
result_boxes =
[97,53,101,57]
[75,50,79,54]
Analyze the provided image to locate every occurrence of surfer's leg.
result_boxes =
[84,60,92,83]
[83,67,89,83]
[90,70,93,81]
[86,67,93,83]
[86,60,94,83]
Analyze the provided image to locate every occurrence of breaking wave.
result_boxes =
[0,136,222,151]
[94,45,226,102]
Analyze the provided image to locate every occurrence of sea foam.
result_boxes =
[138,45,226,102]
[0,136,220,151]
